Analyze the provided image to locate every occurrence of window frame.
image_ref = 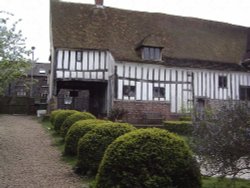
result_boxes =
[142,47,162,61]
[218,75,227,88]
[153,86,165,98]
[239,86,250,101]
[123,85,136,98]
[76,51,82,62]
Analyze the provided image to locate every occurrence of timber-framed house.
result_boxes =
[49,0,250,123]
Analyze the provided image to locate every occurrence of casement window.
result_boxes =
[153,87,165,98]
[123,85,136,97]
[142,47,161,61]
[218,76,227,88]
[76,51,82,62]
[239,86,250,100]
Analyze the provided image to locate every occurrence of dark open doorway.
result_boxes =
[56,80,107,117]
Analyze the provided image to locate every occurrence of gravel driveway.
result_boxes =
[0,115,84,188]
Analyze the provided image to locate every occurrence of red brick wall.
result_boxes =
[113,100,171,124]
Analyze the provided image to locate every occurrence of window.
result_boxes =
[219,76,227,88]
[17,89,26,96]
[40,92,48,103]
[39,68,46,74]
[142,47,161,61]
[239,86,250,100]
[41,92,48,98]
[64,92,72,104]
[76,51,82,62]
[153,87,165,98]
[123,85,136,97]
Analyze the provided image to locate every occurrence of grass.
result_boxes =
[202,176,250,188]
[41,118,77,166]
[39,117,93,186]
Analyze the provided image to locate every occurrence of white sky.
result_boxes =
[0,0,250,63]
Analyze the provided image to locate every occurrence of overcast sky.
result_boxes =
[0,0,250,63]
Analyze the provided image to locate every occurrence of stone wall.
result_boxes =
[113,100,171,124]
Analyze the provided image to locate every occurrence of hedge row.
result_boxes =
[49,109,201,188]
[54,110,78,133]
[77,122,135,175]
[64,119,109,156]
[60,112,96,137]
[163,120,193,136]
[95,128,201,188]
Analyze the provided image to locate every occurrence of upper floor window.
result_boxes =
[219,76,227,88]
[76,51,82,62]
[39,68,46,74]
[17,89,26,96]
[142,47,161,61]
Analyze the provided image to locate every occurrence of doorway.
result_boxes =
[56,80,107,117]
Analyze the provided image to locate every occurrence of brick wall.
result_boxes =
[113,100,171,124]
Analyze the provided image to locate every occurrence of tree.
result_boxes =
[0,11,30,95]
[192,102,250,178]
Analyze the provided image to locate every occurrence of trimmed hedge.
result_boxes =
[163,120,193,136]
[50,109,65,126]
[64,119,108,156]
[96,128,201,188]
[60,112,96,137]
[54,110,78,133]
[77,122,135,176]
[179,116,192,121]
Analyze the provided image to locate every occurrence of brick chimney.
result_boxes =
[95,0,104,7]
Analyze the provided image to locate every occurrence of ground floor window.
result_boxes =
[239,86,250,100]
[123,85,136,97]
[153,87,165,98]
[64,92,72,104]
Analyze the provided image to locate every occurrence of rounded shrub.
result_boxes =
[77,122,136,176]
[96,128,201,188]
[50,109,65,126]
[54,110,78,133]
[64,119,109,156]
[60,111,96,137]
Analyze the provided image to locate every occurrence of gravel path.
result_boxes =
[0,115,85,188]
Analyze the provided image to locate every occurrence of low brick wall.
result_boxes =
[113,100,171,124]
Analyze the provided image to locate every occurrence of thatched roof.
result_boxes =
[51,1,248,66]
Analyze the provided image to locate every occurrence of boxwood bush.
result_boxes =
[54,110,78,133]
[60,111,96,137]
[64,119,109,156]
[50,109,65,126]
[95,128,201,188]
[163,120,193,136]
[77,122,135,176]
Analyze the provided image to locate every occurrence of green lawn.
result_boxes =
[202,176,250,188]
